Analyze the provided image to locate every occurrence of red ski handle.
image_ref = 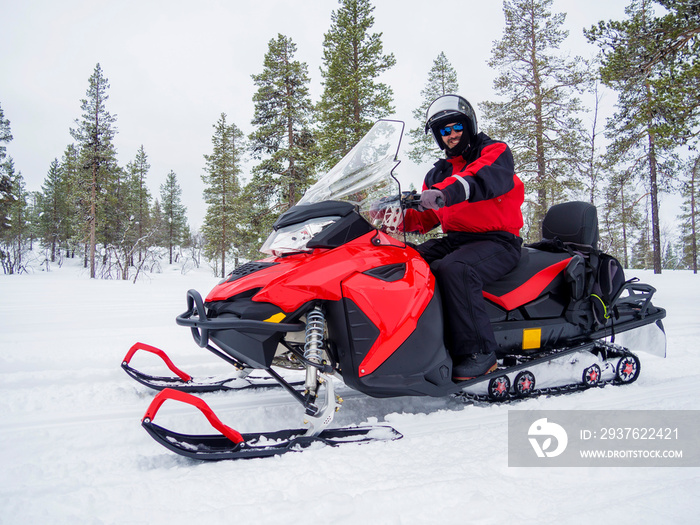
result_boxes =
[143,388,245,445]
[123,342,192,382]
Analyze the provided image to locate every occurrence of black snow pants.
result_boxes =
[417,231,522,359]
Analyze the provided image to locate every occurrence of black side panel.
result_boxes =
[492,317,583,357]
[209,324,283,369]
[521,293,568,319]
[325,299,353,373]
[485,301,508,322]
[338,292,453,398]
[345,298,381,365]
[206,294,287,369]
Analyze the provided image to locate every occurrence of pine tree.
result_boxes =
[407,52,459,165]
[662,231,680,269]
[481,0,592,241]
[107,161,150,280]
[585,0,698,273]
[237,180,276,262]
[150,199,165,249]
[317,0,396,168]
[599,167,644,267]
[39,159,69,262]
[636,0,700,146]
[59,144,82,259]
[677,156,699,272]
[0,102,14,236]
[201,113,244,278]
[248,34,318,224]
[70,64,119,278]
[0,159,28,274]
[160,170,188,265]
[25,191,42,252]
[126,146,152,263]
[630,203,654,269]
[0,102,11,162]
[243,34,318,260]
[0,163,11,234]
[103,165,128,273]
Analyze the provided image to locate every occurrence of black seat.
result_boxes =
[483,201,599,313]
[483,247,571,311]
[542,201,599,249]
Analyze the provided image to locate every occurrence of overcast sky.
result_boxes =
[1,0,630,230]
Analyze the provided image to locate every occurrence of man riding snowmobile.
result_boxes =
[401,94,525,380]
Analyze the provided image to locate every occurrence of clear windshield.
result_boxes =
[260,121,405,256]
[297,120,404,214]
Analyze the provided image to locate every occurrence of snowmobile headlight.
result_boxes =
[260,216,339,256]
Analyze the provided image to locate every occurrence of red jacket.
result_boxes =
[403,133,524,236]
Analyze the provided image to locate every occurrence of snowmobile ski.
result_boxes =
[122,342,303,393]
[141,388,402,460]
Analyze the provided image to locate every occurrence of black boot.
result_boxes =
[452,351,497,381]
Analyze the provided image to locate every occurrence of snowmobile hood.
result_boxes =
[206,230,417,313]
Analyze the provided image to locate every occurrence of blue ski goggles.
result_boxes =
[438,122,464,136]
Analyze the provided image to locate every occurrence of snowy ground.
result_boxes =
[1,259,699,524]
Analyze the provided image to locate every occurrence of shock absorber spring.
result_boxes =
[303,307,326,395]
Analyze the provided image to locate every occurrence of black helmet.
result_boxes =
[424,94,478,155]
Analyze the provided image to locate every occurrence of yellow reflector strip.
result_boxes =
[522,328,541,350]
[263,313,286,323]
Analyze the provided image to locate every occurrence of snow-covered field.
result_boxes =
[1,260,699,524]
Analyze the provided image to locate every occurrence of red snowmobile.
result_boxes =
[123,120,666,460]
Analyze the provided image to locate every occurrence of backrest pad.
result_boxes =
[542,201,599,250]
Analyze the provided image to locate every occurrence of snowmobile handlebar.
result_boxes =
[400,190,445,210]
[401,191,421,210]
[175,289,305,348]
[371,191,445,217]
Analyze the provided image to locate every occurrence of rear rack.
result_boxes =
[613,281,658,319]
